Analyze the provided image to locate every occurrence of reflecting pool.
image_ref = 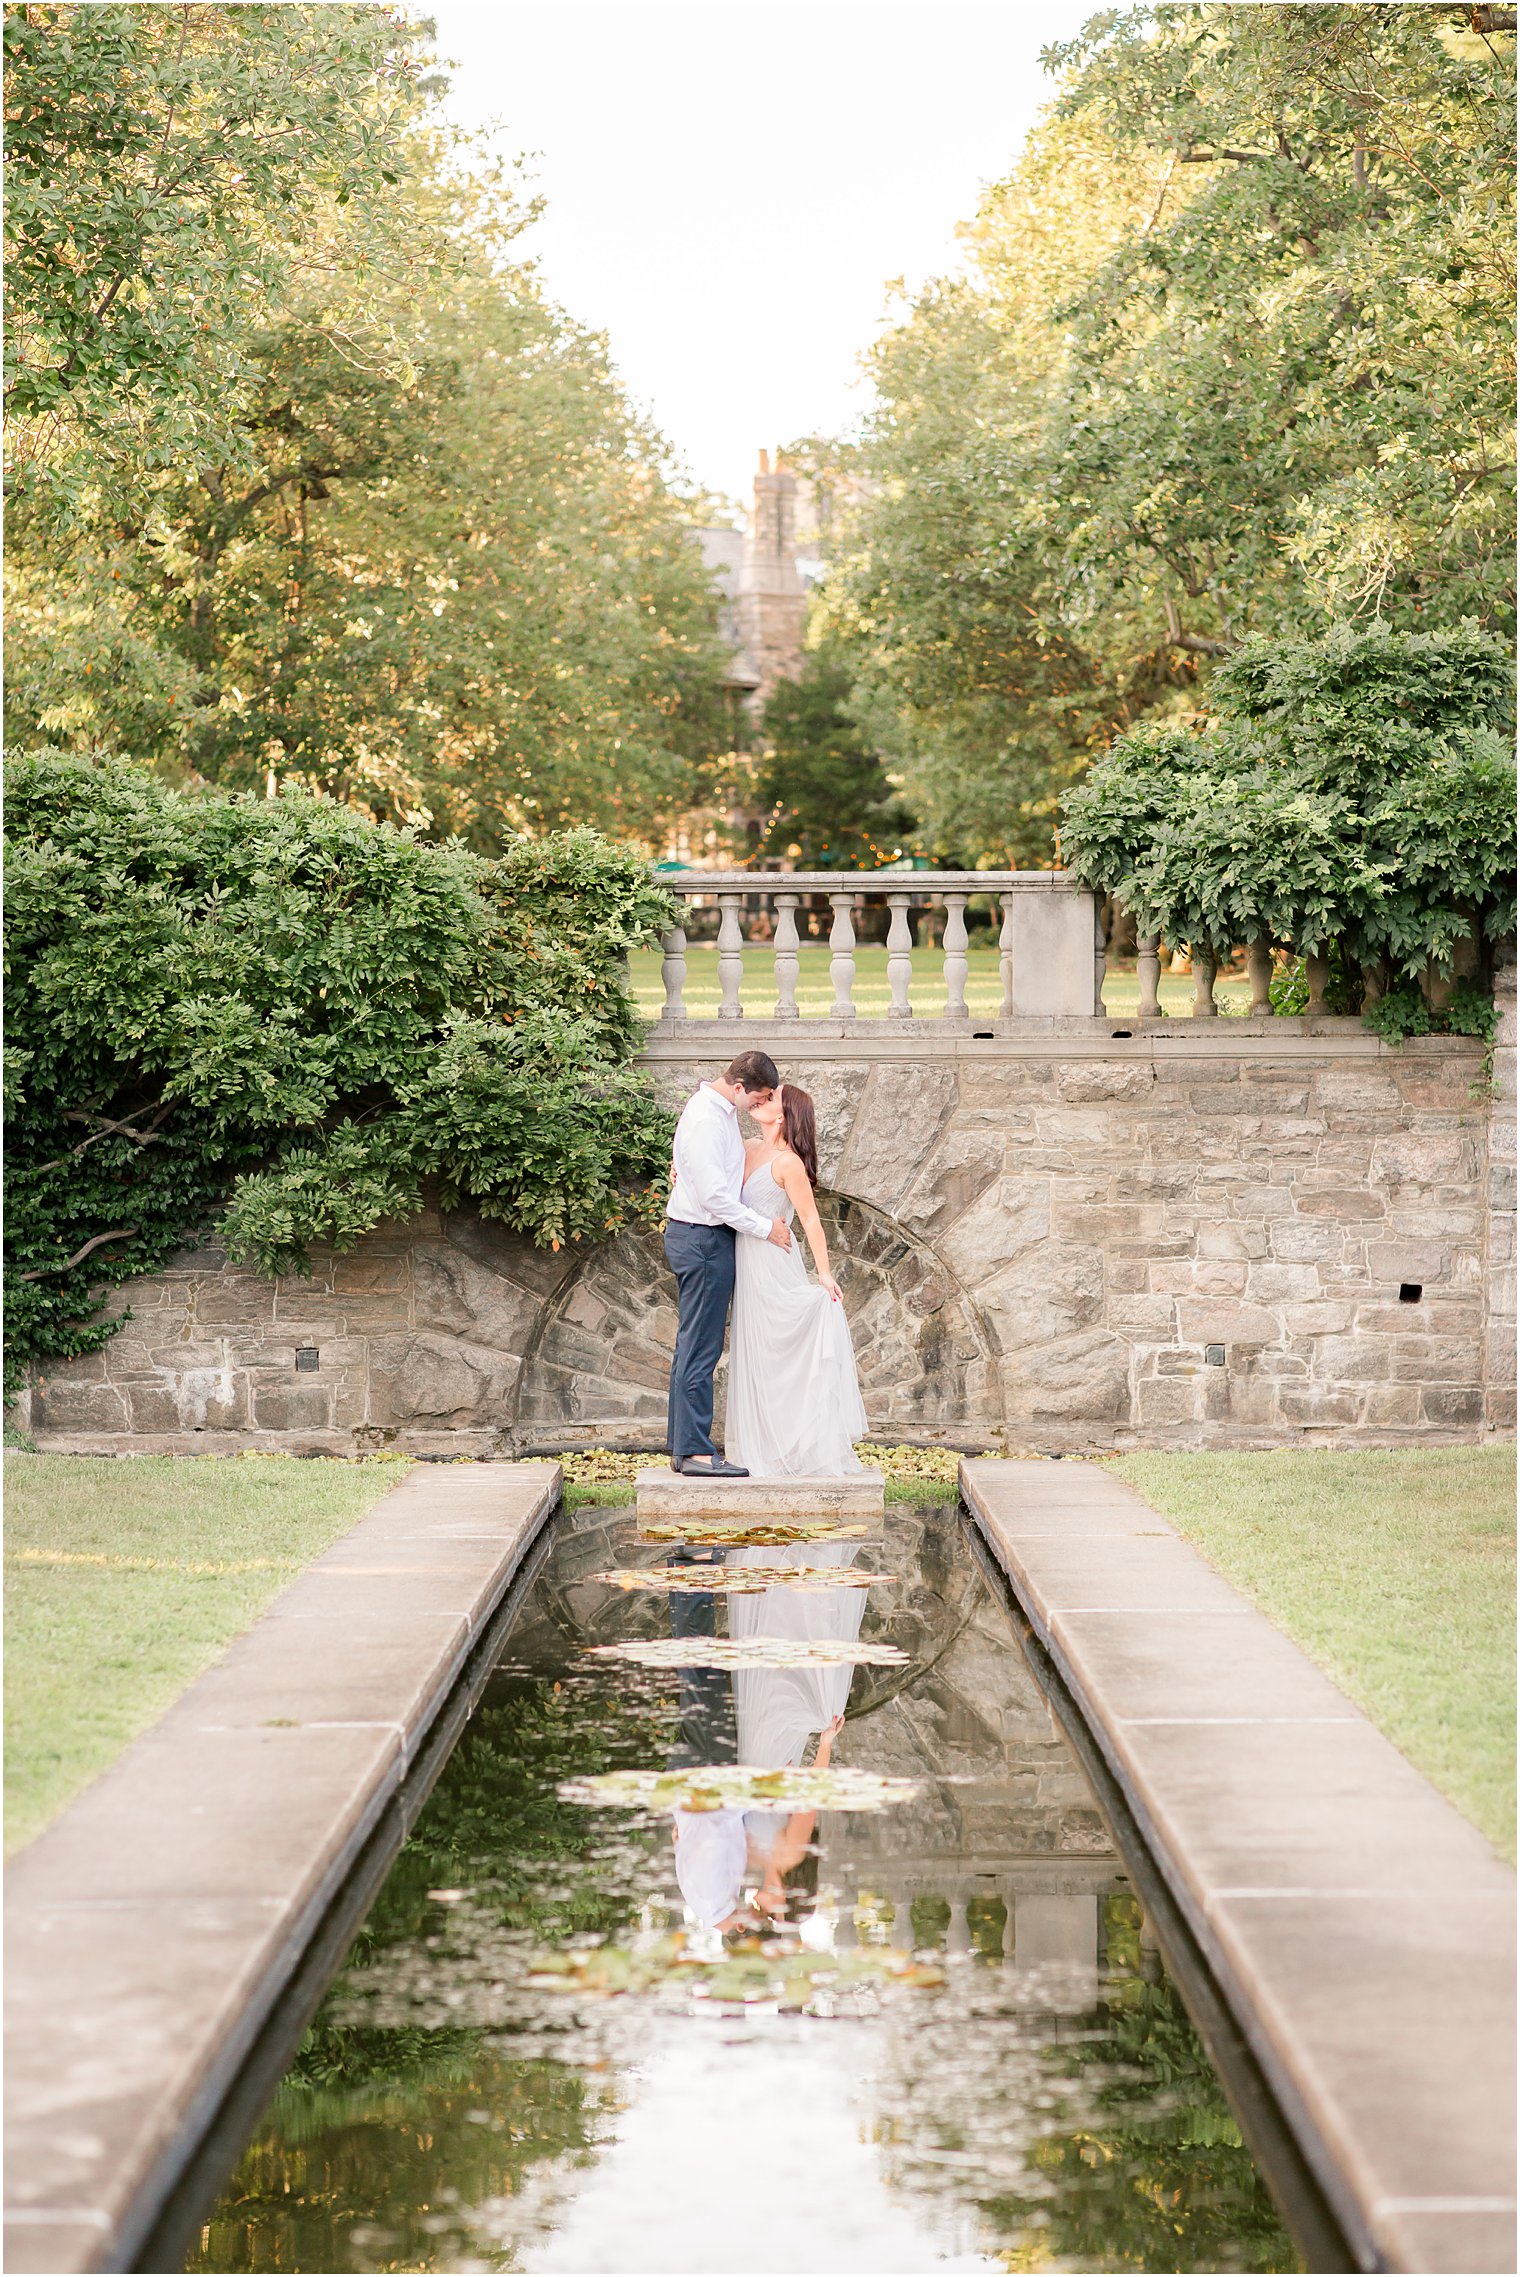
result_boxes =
[188,1502,1298,2273]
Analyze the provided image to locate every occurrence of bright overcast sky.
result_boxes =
[425,2,1093,508]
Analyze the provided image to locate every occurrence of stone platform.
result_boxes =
[634,1467,885,1520]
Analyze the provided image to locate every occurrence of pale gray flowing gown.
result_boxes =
[725,1158,868,1477]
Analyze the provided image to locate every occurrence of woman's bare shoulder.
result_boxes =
[772,1146,811,1195]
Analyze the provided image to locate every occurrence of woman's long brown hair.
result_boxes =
[780,1084,818,1187]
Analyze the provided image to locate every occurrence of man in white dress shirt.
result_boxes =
[665,1049,792,1476]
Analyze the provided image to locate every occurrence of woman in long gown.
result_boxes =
[724,1084,868,1479]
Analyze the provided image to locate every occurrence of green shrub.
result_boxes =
[4,754,677,1391]
[1063,620,1517,981]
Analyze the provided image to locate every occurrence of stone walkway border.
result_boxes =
[960,1457,1517,2277]
[4,1459,560,2276]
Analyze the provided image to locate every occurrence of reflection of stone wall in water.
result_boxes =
[24,1024,1512,1452]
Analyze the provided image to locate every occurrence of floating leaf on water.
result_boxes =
[635,1520,874,1546]
[583,1636,908,1670]
[522,1929,944,2009]
[557,1764,921,1812]
[591,1565,893,1594]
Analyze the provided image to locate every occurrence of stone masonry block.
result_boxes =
[1278,1387,1362,1427]
[1365,1240,1451,1288]
[1176,1300,1281,1347]
[1420,1385,1484,1428]
[1309,1335,1391,1382]
[938,1178,1051,1283]
[1198,1222,1270,1261]
[1057,1062,1155,1103]
[1372,1132,1478,1187]
[1136,1376,1203,1426]
[1390,1337,1486,1383]
[1245,1263,1320,1302]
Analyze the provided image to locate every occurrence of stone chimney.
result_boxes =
[736,448,807,708]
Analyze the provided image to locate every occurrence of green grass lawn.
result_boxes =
[1108,1447,1517,1859]
[629,944,1249,1022]
[4,1452,411,1855]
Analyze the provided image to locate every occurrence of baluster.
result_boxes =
[1246,935,1273,1017]
[886,893,914,1020]
[942,892,969,1023]
[772,892,800,1020]
[659,924,687,1022]
[946,1892,972,1958]
[890,1885,917,1951]
[833,1900,858,1951]
[1137,934,1162,1019]
[1305,949,1332,1017]
[1094,898,1108,1014]
[1000,892,1015,1018]
[1192,943,1218,1018]
[1002,1887,1018,1962]
[717,894,745,1020]
[828,893,857,1021]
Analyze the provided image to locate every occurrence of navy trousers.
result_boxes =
[664,1220,736,1464]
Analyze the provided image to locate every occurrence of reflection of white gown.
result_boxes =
[726,1162,867,1477]
[729,1543,867,1857]
[673,1546,869,1926]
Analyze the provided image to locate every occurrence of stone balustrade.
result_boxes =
[656,870,1105,1025]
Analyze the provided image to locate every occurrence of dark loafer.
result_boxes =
[678,1457,750,1478]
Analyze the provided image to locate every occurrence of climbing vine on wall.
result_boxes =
[3,754,677,1393]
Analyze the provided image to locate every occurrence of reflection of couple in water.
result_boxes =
[666,1538,866,1937]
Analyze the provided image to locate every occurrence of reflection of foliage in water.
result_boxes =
[191,1526,1298,2277]
[188,1670,675,2275]
[886,1899,1297,2275]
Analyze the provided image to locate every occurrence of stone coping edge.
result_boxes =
[3,1460,561,2277]
[958,1456,1517,2277]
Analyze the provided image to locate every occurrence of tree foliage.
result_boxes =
[3,1,446,522]
[822,3,1515,863]
[1061,618,1517,971]
[756,653,918,867]
[4,755,677,1389]
[3,4,730,846]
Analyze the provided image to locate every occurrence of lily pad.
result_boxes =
[591,1565,892,1595]
[558,1764,921,1812]
[636,1520,874,1546]
[583,1636,909,1670]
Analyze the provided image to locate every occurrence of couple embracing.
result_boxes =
[664,1050,867,1479]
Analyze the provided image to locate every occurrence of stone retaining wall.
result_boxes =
[24,1021,1513,1455]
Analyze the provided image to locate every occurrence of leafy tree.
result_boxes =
[3,2,449,523]
[823,4,1515,862]
[1061,618,1517,978]
[3,755,677,1390]
[756,653,918,867]
[3,6,731,845]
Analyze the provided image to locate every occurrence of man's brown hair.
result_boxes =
[725,1049,780,1093]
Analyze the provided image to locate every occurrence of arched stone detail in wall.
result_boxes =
[513,1193,1005,1450]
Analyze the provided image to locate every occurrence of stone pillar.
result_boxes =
[659,926,687,1021]
[1192,946,1219,1018]
[1010,887,1105,1016]
[717,896,745,1019]
[886,893,914,1020]
[1137,935,1162,1020]
[772,894,800,1020]
[1246,937,1273,1017]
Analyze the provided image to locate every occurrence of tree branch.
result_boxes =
[19,1228,139,1281]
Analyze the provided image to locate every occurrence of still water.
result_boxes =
[188,1502,1297,2274]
